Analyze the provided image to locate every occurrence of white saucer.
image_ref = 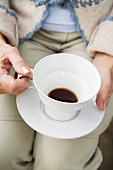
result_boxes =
[16,88,105,139]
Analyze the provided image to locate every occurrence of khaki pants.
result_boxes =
[0,29,113,170]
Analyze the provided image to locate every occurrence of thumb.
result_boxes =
[96,82,110,110]
[7,47,31,76]
[95,67,112,110]
[96,92,105,111]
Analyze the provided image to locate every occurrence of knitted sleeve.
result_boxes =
[87,6,113,56]
[0,1,18,46]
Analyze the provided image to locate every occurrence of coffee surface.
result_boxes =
[48,88,78,103]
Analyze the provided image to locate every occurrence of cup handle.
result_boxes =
[17,68,36,90]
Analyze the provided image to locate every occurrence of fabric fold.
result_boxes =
[87,20,113,56]
[0,5,18,46]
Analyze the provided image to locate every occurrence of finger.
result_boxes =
[0,85,7,94]
[96,78,111,110]
[96,93,105,110]
[0,73,30,94]
[6,47,31,76]
[0,91,7,94]
[0,56,12,69]
[0,61,12,71]
[96,83,111,110]
[0,85,28,95]
[16,87,28,95]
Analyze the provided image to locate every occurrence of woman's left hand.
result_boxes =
[93,52,113,110]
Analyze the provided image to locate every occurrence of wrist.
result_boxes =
[95,52,113,60]
[94,52,113,69]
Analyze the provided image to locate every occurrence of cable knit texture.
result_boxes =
[0,0,113,56]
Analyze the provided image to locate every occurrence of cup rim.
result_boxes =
[33,53,101,105]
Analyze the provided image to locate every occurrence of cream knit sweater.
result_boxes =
[0,0,113,56]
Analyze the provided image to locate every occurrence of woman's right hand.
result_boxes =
[0,34,31,95]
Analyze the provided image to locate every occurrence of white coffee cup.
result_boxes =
[25,53,101,121]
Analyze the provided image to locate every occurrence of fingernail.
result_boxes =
[21,65,30,74]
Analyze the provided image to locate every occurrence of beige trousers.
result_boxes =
[0,29,113,170]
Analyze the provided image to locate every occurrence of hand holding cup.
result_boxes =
[0,38,31,94]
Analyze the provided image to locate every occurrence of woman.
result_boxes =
[0,0,113,169]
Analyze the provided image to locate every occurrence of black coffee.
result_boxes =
[48,88,78,103]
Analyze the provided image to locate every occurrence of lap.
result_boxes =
[0,29,113,170]
[32,32,113,169]
[0,94,35,170]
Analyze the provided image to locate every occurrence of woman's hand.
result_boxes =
[0,34,31,95]
[93,52,113,110]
